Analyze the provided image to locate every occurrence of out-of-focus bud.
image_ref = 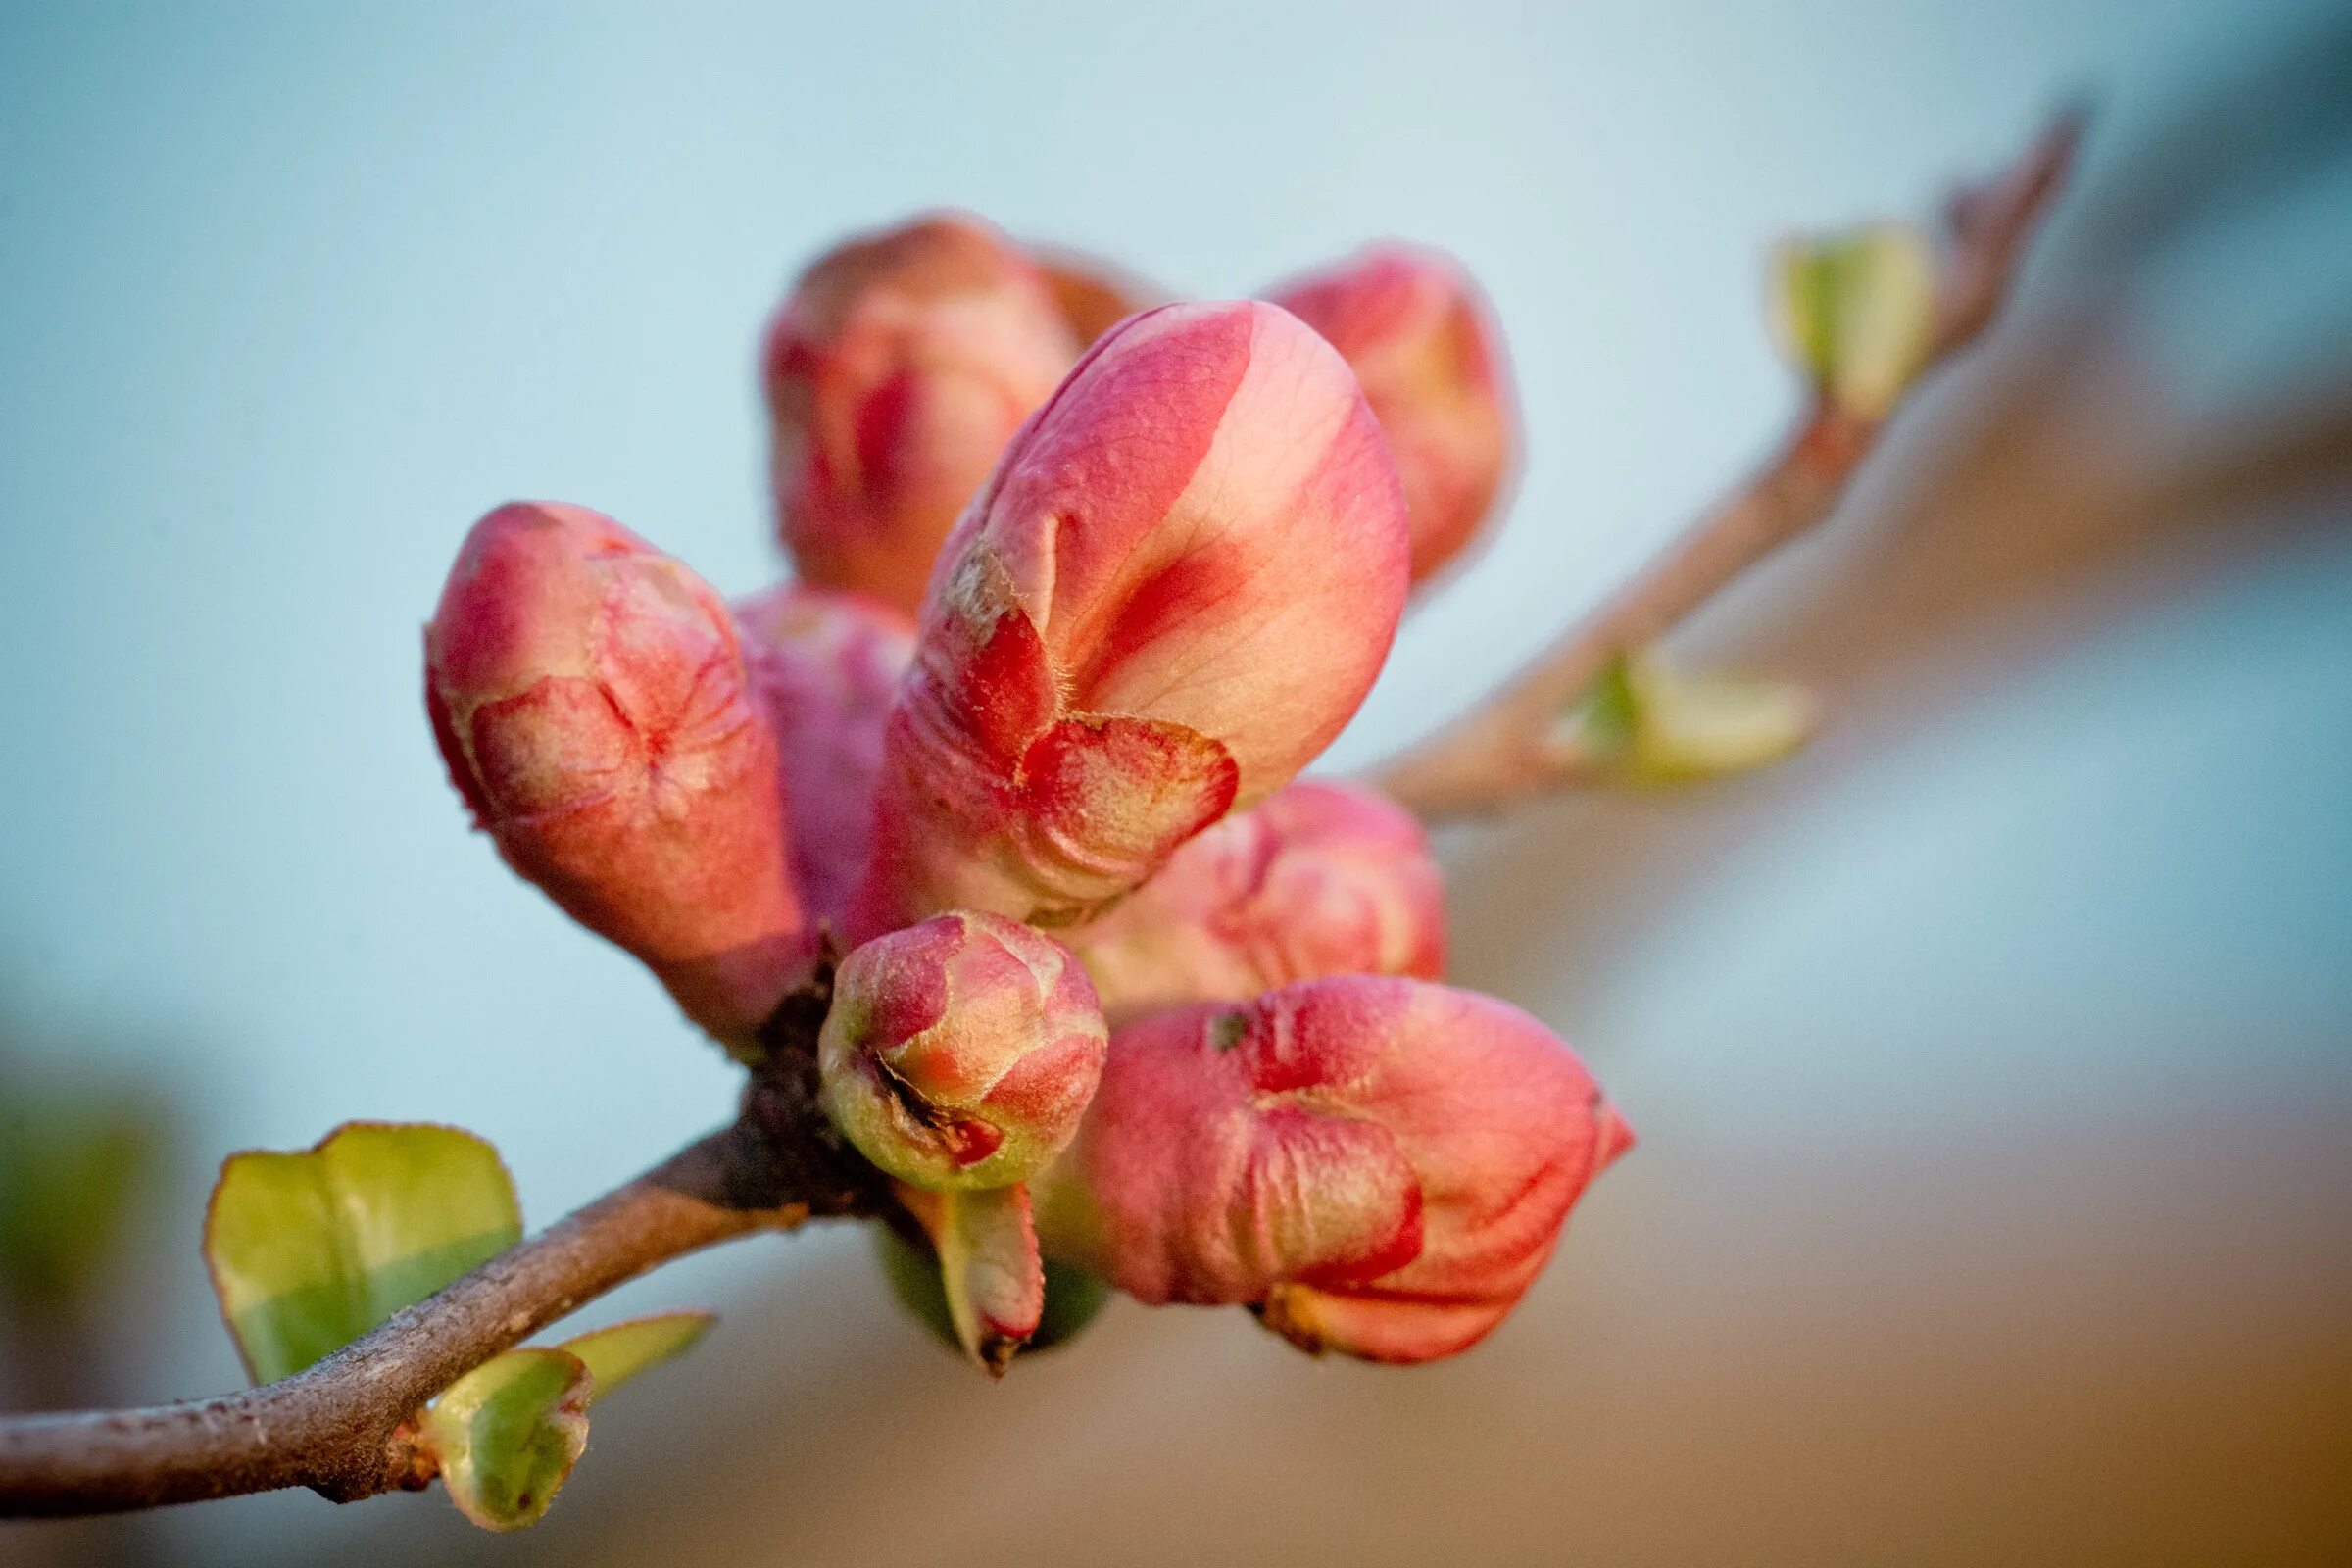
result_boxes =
[1268,244,1515,587]
[895,1183,1044,1375]
[733,584,915,928]
[1769,222,1937,420]
[1026,242,1163,346]
[1035,976,1630,1364]
[819,912,1107,1191]
[762,213,1083,616]
[850,300,1411,938]
[1572,649,1819,787]
[1071,779,1445,1024]
[425,503,805,1046]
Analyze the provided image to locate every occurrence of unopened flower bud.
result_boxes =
[762,213,1082,616]
[733,584,914,927]
[895,1183,1045,1375]
[425,503,804,1044]
[851,300,1410,938]
[819,912,1106,1191]
[1269,244,1515,586]
[1036,976,1631,1364]
[1072,779,1445,1023]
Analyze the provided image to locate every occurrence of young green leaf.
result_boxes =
[203,1122,521,1384]
[1573,651,1818,787]
[1769,222,1937,419]
[560,1311,716,1403]
[421,1348,592,1532]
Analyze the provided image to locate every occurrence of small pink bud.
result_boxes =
[1035,976,1629,1364]
[850,300,1411,937]
[1072,779,1446,1023]
[425,503,806,1044]
[733,584,915,928]
[762,214,1083,616]
[819,912,1107,1191]
[1269,245,1515,586]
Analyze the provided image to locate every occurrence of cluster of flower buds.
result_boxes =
[425,211,1619,1373]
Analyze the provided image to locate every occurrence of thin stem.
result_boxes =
[1373,109,2083,822]
[0,1100,867,1517]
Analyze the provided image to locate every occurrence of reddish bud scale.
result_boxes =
[1037,976,1631,1364]
[1073,779,1446,1023]
[425,503,805,1044]
[849,300,1411,939]
[763,213,1083,616]
[1269,244,1515,586]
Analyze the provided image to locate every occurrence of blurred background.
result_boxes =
[3,1,2348,1563]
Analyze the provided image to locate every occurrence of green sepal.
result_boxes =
[1770,222,1937,418]
[203,1122,521,1384]
[873,1225,1110,1361]
[421,1348,591,1532]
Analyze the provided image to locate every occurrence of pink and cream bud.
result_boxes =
[425,503,805,1044]
[851,300,1412,937]
[1072,779,1446,1023]
[819,912,1107,1191]
[733,584,915,928]
[762,213,1082,616]
[1036,976,1630,1364]
[1269,244,1515,585]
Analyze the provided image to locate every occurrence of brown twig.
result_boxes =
[1372,109,2084,822]
[0,1020,886,1519]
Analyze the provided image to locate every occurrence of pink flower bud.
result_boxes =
[1268,245,1515,586]
[762,213,1083,616]
[819,912,1107,1191]
[425,503,806,1044]
[1027,242,1162,346]
[733,584,914,928]
[1072,779,1446,1023]
[850,300,1411,937]
[1036,976,1631,1364]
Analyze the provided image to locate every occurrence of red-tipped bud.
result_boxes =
[896,1183,1045,1375]
[425,503,805,1044]
[1036,976,1630,1364]
[1073,780,1446,1023]
[762,213,1082,616]
[734,584,914,928]
[1269,244,1515,586]
[851,300,1411,937]
[819,912,1107,1191]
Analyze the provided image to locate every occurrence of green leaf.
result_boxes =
[874,1225,1109,1361]
[1574,651,1818,787]
[204,1122,521,1384]
[1770,222,1937,418]
[422,1348,591,1533]
[560,1311,715,1403]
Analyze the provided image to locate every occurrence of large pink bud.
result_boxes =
[1072,779,1446,1023]
[425,503,806,1045]
[1268,244,1515,586]
[1035,977,1631,1364]
[762,214,1083,616]
[850,300,1411,938]
[733,584,915,929]
[819,911,1107,1191]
